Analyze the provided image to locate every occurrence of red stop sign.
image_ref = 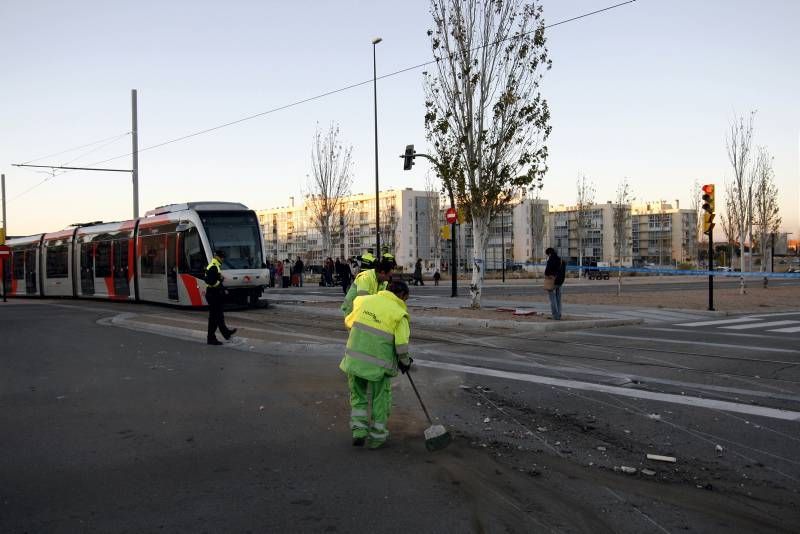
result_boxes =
[445,207,457,224]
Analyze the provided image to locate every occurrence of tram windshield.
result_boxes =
[199,211,263,270]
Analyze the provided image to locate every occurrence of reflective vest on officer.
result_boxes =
[340,269,387,316]
[205,257,223,289]
[339,290,411,382]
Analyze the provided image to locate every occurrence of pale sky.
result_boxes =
[1,0,798,237]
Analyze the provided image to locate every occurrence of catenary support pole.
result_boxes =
[372,40,381,255]
[501,212,505,283]
[131,89,139,219]
[1,173,6,302]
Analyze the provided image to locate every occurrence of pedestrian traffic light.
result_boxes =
[402,144,416,171]
[440,225,451,240]
[701,184,715,235]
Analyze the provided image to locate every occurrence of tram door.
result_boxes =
[114,239,130,297]
[167,234,178,301]
[24,249,37,294]
[81,243,95,295]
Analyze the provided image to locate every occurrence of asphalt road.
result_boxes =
[2,299,799,532]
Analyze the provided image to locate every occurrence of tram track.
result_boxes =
[238,311,800,386]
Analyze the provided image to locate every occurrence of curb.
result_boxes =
[272,302,642,332]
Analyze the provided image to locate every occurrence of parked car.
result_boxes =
[713,266,732,272]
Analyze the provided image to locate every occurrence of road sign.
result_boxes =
[445,207,457,224]
[0,245,9,256]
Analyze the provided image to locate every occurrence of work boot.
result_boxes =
[207,338,223,346]
[223,328,237,340]
[352,436,366,447]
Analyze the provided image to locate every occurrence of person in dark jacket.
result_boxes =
[413,258,424,286]
[544,247,566,320]
[205,250,237,345]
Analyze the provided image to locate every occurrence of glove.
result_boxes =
[398,357,413,374]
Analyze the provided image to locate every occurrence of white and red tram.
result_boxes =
[0,202,268,307]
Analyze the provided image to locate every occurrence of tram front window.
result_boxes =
[199,212,263,270]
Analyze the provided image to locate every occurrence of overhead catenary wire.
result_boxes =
[11,0,637,200]
[19,131,131,165]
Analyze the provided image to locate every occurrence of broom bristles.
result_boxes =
[424,424,452,451]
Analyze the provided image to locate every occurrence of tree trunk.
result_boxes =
[739,226,747,294]
[469,216,489,308]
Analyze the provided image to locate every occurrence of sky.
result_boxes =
[1,0,798,237]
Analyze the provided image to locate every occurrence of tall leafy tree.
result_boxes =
[424,0,551,308]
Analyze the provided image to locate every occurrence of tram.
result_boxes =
[0,202,268,307]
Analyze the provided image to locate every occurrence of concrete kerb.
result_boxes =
[273,302,642,333]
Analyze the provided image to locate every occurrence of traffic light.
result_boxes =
[439,225,451,240]
[402,144,416,171]
[701,184,715,235]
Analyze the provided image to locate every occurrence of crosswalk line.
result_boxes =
[676,317,758,327]
[721,320,800,330]
[768,326,800,333]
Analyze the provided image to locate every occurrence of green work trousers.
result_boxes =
[347,373,391,448]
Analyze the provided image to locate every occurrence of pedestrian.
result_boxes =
[268,260,275,288]
[337,257,352,295]
[413,258,424,286]
[275,259,283,287]
[340,280,412,449]
[433,270,441,286]
[282,258,291,288]
[294,256,304,287]
[205,250,237,345]
[544,247,566,320]
[340,253,395,316]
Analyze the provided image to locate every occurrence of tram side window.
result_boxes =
[141,235,166,277]
[13,251,25,279]
[180,227,206,275]
[95,241,111,277]
[46,244,69,278]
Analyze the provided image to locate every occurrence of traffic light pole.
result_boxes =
[708,227,714,311]
[400,147,458,297]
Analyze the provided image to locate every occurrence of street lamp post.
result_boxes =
[372,37,382,256]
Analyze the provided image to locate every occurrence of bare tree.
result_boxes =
[424,172,444,273]
[721,182,739,268]
[423,0,552,308]
[689,179,703,266]
[752,146,781,273]
[306,123,353,259]
[379,200,399,257]
[529,183,547,268]
[575,175,596,277]
[726,112,756,294]
[613,178,633,295]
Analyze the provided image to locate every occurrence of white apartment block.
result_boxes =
[256,188,441,271]
[257,190,699,271]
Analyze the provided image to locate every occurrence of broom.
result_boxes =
[406,371,452,451]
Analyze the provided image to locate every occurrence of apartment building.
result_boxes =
[256,188,441,271]
[257,189,700,271]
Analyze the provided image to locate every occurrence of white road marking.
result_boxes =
[722,320,800,330]
[769,326,800,333]
[571,332,800,354]
[414,359,800,422]
[676,317,759,327]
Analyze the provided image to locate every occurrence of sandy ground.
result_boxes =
[504,283,800,312]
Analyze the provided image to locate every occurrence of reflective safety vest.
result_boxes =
[339,290,411,381]
[339,269,387,316]
[205,257,223,288]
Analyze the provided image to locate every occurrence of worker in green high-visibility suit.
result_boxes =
[340,279,412,449]
[340,253,395,316]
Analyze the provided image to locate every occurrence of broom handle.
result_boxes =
[406,372,434,425]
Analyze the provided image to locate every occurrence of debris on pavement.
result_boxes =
[619,466,637,474]
[641,469,656,476]
[647,454,677,463]
[716,444,724,456]
[646,413,661,421]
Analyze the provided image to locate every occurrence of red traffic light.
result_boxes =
[702,184,714,195]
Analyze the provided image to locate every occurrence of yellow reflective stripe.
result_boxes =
[345,349,394,370]
[395,343,409,355]
[351,421,368,429]
[372,421,386,430]
[351,409,368,417]
[353,322,394,340]
[356,290,370,296]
